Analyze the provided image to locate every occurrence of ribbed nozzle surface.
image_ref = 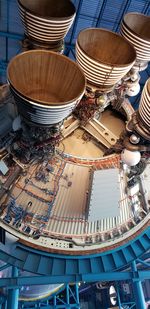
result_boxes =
[18,0,76,44]
[139,78,150,128]
[7,50,86,125]
[76,28,136,91]
[121,13,150,62]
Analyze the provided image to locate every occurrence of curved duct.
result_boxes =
[123,137,150,152]
[7,50,86,126]
[125,80,150,147]
[139,79,150,128]
[18,0,76,45]
[76,28,136,91]
[120,13,150,64]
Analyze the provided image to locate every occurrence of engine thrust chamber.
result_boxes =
[7,50,86,126]
[76,28,136,91]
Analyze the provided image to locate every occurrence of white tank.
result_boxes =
[121,149,141,166]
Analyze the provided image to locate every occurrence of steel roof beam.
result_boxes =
[0,269,150,288]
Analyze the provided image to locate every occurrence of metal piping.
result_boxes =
[123,136,150,152]
[127,112,150,141]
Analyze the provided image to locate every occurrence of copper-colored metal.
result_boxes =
[77,28,135,66]
[123,13,150,42]
[121,13,150,62]
[126,111,150,142]
[22,37,64,54]
[123,136,150,152]
[139,79,150,129]
[18,0,75,18]
[76,28,136,90]
[7,50,86,125]
[18,0,76,44]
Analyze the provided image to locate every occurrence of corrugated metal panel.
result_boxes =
[101,0,126,22]
[96,20,114,30]
[88,169,120,222]
[72,17,95,43]
[8,0,23,33]
[0,0,7,31]
[127,0,148,13]
[65,24,75,41]
[0,38,6,59]
[72,0,80,6]
[146,5,150,15]
[68,49,75,60]
[80,0,104,18]
[7,38,21,60]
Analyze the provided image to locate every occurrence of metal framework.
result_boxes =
[19,284,80,309]
[0,0,150,308]
[0,227,150,278]
[0,0,150,89]
[0,259,149,308]
[0,0,150,112]
[0,226,149,308]
[0,281,80,309]
[0,267,150,288]
[116,284,136,309]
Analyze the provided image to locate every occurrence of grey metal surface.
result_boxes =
[88,168,120,221]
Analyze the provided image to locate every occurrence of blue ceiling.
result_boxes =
[0,0,150,107]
